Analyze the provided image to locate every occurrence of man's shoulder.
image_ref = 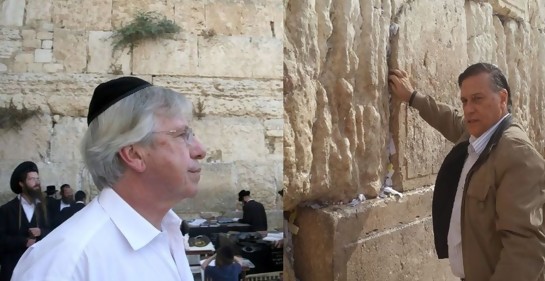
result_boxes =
[496,123,544,162]
[0,197,18,210]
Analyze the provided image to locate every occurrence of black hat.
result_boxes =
[238,190,250,202]
[10,161,39,194]
[46,185,57,195]
[87,76,152,125]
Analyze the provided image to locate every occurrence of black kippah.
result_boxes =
[87,76,152,125]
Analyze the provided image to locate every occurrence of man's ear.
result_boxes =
[118,145,146,173]
[499,89,508,109]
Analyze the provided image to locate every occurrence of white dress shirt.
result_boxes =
[59,200,71,211]
[12,187,193,281]
[18,194,36,222]
[447,114,510,278]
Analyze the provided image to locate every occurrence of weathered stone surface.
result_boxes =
[0,27,21,58]
[234,160,283,209]
[0,115,51,163]
[198,36,282,78]
[529,0,545,29]
[0,0,25,26]
[0,73,130,116]
[284,0,392,209]
[53,0,112,30]
[204,0,283,37]
[465,2,497,64]
[293,187,454,281]
[87,31,131,74]
[50,116,87,162]
[111,0,173,29]
[173,1,205,35]
[53,29,87,72]
[153,76,283,119]
[489,0,528,21]
[25,0,52,24]
[390,0,467,191]
[34,49,53,63]
[192,117,268,162]
[132,35,198,76]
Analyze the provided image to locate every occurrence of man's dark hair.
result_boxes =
[458,62,512,112]
[60,184,71,195]
[75,190,86,202]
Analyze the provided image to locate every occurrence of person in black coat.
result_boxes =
[237,190,268,232]
[0,161,50,281]
[54,190,87,228]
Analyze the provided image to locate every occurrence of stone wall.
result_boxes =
[0,0,283,229]
[284,0,545,280]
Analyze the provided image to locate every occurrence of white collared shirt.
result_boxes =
[12,188,193,281]
[448,113,510,278]
[59,200,71,211]
[18,194,36,222]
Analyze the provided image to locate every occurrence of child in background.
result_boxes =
[201,245,243,281]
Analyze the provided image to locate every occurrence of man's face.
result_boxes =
[143,116,206,200]
[61,187,74,204]
[21,171,42,199]
[460,72,508,138]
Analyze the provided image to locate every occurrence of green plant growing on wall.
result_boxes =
[0,100,41,131]
[194,98,206,120]
[111,11,181,54]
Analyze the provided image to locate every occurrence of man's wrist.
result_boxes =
[408,90,417,106]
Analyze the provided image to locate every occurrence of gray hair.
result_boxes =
[81,85,193,190]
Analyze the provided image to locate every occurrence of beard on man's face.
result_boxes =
[23,184,43,200]
[61,197,74,204]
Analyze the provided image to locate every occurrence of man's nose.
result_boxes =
[190,137,207,160]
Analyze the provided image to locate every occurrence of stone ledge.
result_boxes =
[292,186,454,281]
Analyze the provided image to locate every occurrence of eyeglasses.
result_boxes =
[151,127,195,144]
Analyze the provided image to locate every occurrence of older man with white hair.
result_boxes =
[12,77,207,281]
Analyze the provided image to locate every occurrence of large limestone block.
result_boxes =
[0,0,25,26]
[53,0,112,30]
[504,20,532,130]
[197,35,282,79]
[50,116,87,162]
[0,115,51,164]
[234,160,283,210]
[173,1,206,35]
[53,29,88,73]
[465,2,497,63]
[345,220,455,281]
[25,0,52,24]
[527,29,545,155]
[0,27,21,59]
[293,187,452,281]
[131,35,198,76]
[284,0,392,209]
[173,163,237,214]
[390,0,467,191]
[489,0,528,22]
[111,0,174,29]
[191,117,269,163]
[529,0,545,28]
[0,73,135,117]
[87,31,131,74]
[204,0,283,37]
[35,161,87,194]
[153,76,282,119]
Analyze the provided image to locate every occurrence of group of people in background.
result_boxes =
[0,161,87,281]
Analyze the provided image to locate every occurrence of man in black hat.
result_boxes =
[0,161,50,281]
[237,189,268,232]
[13,77,206,281]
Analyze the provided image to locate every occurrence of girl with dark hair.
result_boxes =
[201,245,243,281]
